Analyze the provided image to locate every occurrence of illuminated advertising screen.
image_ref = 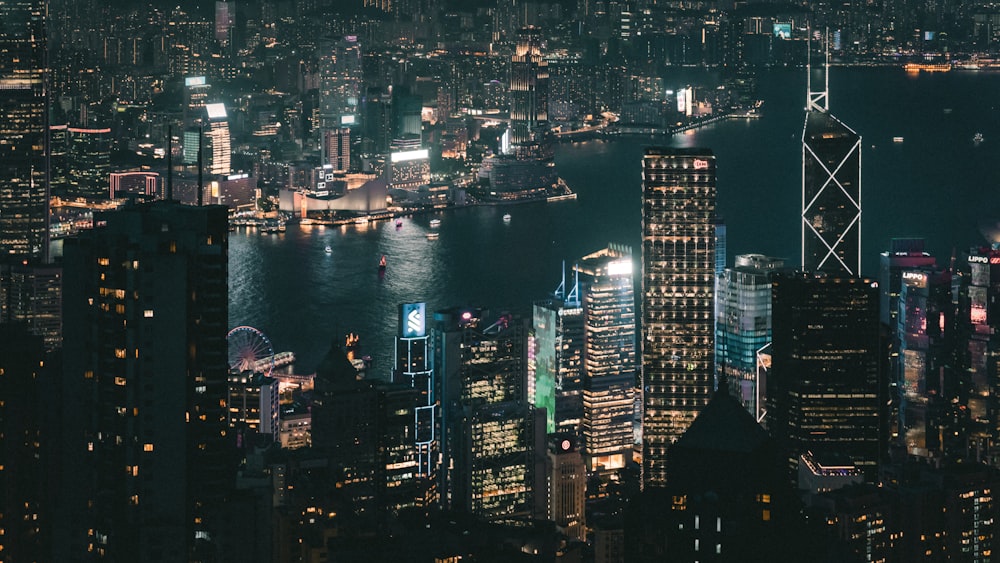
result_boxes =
[400,302,426,338]
[773,23,791,39]
[185,76,207,87]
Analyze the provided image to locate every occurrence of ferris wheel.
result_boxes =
[227,325,275,377]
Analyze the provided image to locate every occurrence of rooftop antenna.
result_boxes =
[806,27,829,112]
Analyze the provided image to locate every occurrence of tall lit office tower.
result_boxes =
[509,26,549,146]
[205,103,232,176]
[801,56,862,276]
[66,126,112,199]
[434,309,542,521]
[963,246,1000,466]
[60,201,232,560]
[715,254,784,422]
[323,127,351,171]
[897,267,953,460]
[183,76,210,126]
[0,0,49,261]
[575,245,636,473]
[641,148,716,488]
[768,272,881,482]
[532,273,584,435]
[878,238,936,328]
[214,1,234,46]
[393,302,438,507]
[878,239,935,445]
[318,35,362,128]
[392,86,423,140]
[548,436,587,542]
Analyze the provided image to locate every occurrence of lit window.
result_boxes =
[144,310,154,318]
[143,443,153,452]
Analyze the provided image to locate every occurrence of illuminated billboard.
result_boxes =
[773,23,791,39]
[205,103,227,120]
[607,258,632,276]
[340,114,356,125]
[185,76,207,87]
[391,149,429,163]
[400,302,426,338]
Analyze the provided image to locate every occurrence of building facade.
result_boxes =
[715,254,784,422]
[576,245,636,473]
[60,200,232,560]
[801,110,862,276]
[0,0,49,261]
[768,272,881,483]
[641,147,716,488]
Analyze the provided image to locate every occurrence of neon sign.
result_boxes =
[693,159,709,170]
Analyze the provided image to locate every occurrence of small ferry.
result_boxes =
[502,213,512,223]
[324,245,332,254]
[429,218,441,228]
[892,136,904,143]
[426,232,439,240]
[904,62,951,73]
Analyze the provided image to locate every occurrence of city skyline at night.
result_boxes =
[5,0,1000,560]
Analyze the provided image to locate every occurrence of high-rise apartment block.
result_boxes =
[60,200,232,560]
[641,147,716,488]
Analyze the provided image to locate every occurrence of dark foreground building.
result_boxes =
[59,200,233,560]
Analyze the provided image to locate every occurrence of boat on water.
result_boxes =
[378,254,387,272]
[904,62,951,72]
[429,218,441,228]
[502,213,511,223]
[893,136,904,143]
[324,245,332,253]
[974,132,984,145]
[395,218,403,229]
[426,232,439,240]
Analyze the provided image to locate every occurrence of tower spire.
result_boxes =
[806,28,829,112]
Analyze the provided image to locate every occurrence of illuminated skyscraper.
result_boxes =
[576,245,636,473]
[205,103,231,176]
[435,309,543,521]
[532,272,584,436]
[60,200,232,559]
[323,127,351,171]
[768,272,881,482]
[0,0,49,261]
[641,147,716,488]
[897,266,954,461]
[318,35,362,128]
[393,302,438,507]
[509,27,549,146]
[801,48,862,276]
[715,254,784,422]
